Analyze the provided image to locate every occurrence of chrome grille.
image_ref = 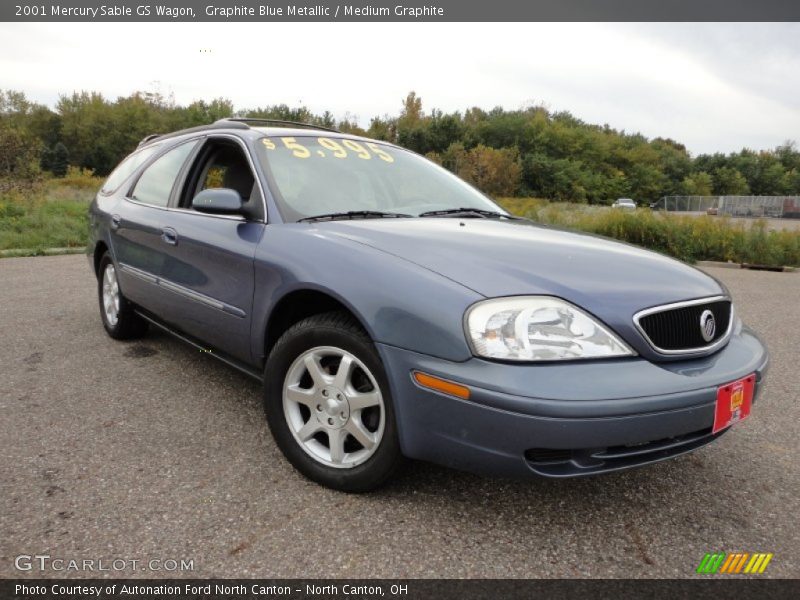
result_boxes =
[635,297,732,354]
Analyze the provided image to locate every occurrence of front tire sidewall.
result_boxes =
[265,321,401,492]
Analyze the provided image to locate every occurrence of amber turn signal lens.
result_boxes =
[412,371,470,400]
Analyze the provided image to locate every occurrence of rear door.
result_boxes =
[112,139,199,314]
[154,136,266,364]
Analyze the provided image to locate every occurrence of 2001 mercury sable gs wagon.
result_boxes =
[88,118,769,491]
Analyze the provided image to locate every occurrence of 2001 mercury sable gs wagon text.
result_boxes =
[87,118,769,491]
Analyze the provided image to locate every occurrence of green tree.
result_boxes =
[40,145,54,173]
[398,91,423,127]
[396,92,428,152]
[241,103,312,123]
[752,158,788,195]
[775,141,800,171]
[1,86,799,199]
[367,116,394,141]
[651,138,692,195]
[681,172,714,196]
[0,123,41,189]
[426,111,463,153]
[50,142,69,177]
[56,91,117,174]
[712,167,750,195]
[337,112,366,135]
[319,110,336,129]
[441,142,467,174]
[180,98,234,127]
[456,144,522,197]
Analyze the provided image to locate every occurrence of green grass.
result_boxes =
[497,198,800,268]
[0,172,101,254]
[1,183,799,267]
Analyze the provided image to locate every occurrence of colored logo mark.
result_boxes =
[731,384,744,411]
[696,552,773,574]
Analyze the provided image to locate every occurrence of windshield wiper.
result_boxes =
[297,210,412,223]
[417,207,524,220]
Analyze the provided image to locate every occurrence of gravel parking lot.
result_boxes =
[1,255,798,579]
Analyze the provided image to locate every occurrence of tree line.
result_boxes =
[1,89,798,203]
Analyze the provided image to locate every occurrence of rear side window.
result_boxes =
[130,140,198,207]
[101,144,162,195]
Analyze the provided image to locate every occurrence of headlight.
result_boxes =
[465,296,635,361]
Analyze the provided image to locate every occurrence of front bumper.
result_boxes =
[376,325,769,478]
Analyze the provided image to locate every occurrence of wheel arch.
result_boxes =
[262,286,374,366]
[93,240,110,278]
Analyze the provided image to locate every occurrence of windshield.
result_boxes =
[255,135,504,221]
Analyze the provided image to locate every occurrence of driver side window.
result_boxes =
[181,139,264,221]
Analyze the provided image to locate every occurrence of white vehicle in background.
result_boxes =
[612,198,636,210]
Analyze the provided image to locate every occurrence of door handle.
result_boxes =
[110,214,121,230]
[161,227,178,246]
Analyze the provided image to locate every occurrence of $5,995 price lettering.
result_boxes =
[262,137,395,163]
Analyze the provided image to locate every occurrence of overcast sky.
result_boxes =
[1,22,798,155]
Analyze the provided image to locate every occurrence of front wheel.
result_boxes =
[264,312,402,492]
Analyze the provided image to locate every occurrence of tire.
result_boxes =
[97,253,148,340]
[264,311,403,492]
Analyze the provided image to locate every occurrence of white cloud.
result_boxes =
[0,22,798,154]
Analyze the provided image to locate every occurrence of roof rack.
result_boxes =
[137,120,249,147]
[138,134,162,145]
[136,117,339,149]
[217,117,340,133]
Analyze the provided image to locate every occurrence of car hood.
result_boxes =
[311,218,726,356]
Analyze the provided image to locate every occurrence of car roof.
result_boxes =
[249,126,374,141]
[137,119,385,149]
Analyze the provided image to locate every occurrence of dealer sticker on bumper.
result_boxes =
[713,374,755,434]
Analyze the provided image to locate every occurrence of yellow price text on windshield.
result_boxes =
[261,137,395,163]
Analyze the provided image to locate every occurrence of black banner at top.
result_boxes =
[3,0,800,22]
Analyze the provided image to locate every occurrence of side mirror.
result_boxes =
[192,188,243,215]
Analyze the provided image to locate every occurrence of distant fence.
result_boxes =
[655,196,800,219]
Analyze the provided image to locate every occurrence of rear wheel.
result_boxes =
[97,253,148,340]
[264,312,402,492]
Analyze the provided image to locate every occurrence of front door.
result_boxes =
[155,136,266,364]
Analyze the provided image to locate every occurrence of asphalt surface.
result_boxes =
[1,255,798,579]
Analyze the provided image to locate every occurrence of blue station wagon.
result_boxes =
[88,118,769,491]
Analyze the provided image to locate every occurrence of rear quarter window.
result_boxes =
[100,144,162,195]
[130,140,198,207]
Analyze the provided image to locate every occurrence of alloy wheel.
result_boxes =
[102,263,120,327]
[282,346,385,469]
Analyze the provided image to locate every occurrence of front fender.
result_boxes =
[251,225,483,364]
